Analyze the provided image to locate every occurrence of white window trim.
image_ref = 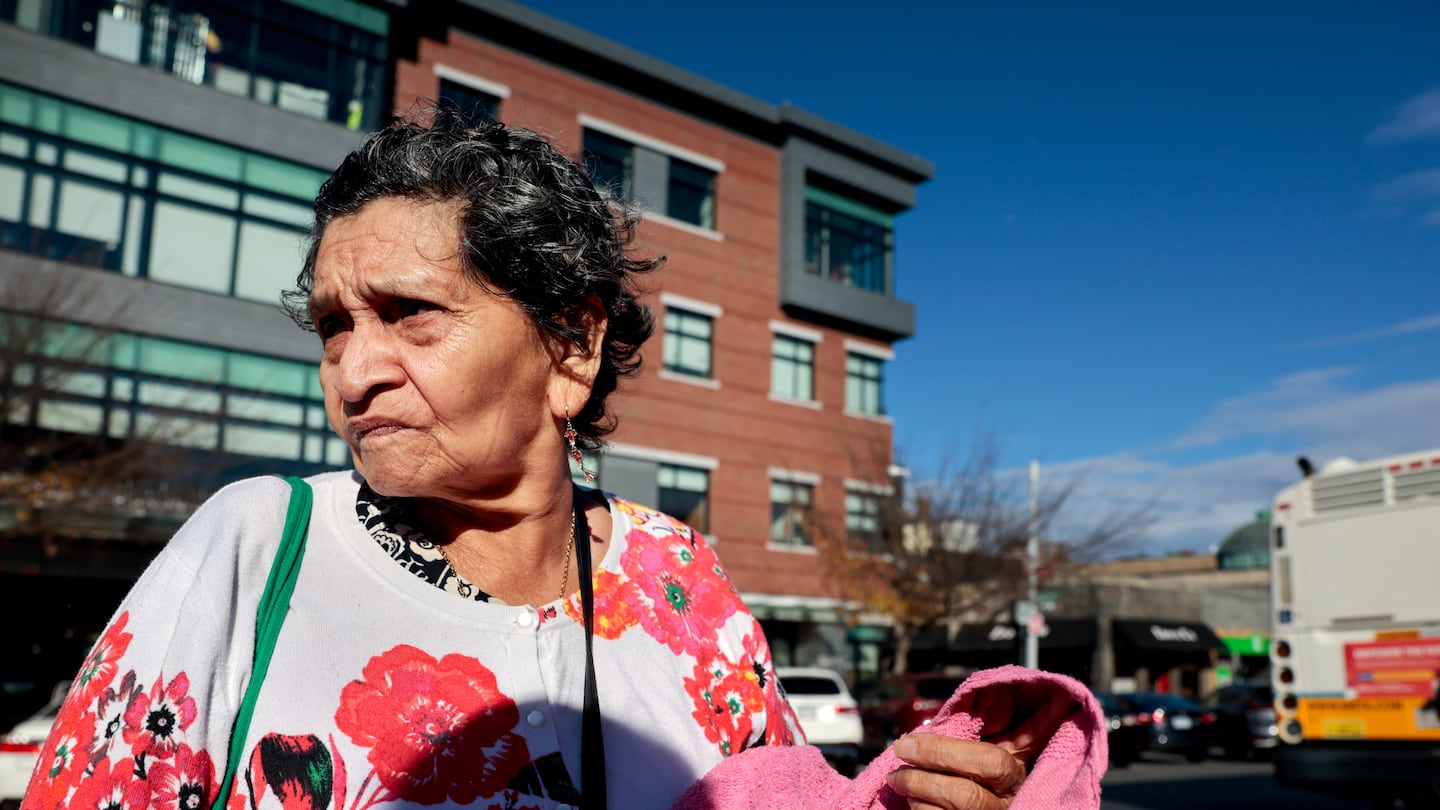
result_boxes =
[606,442,718,471]
[844,478,895,496]
[843,409,894,424]
[768,467,822,486]
[644,210,725,241]
[768,393,822,410]
[844,339,895,361]
[661,292,723,319]
[578,114,725,172]
[769,320,823,344]
[433,65,511,99]
[659,368,721,389]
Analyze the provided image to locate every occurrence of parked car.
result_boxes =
[1202,681,1278,759]
[858,671,969,757]
[1118,692,1217,762]
[776,667,863,775]
[1092,691,1149,767]
[0,682,68,807]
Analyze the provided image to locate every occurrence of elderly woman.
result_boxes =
[23,110,1099,810]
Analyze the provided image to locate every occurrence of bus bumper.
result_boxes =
[1276,742,1440,798]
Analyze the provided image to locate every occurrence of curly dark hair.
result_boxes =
[285,106,659,451]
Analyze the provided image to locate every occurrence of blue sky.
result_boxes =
[530,0,1440,553]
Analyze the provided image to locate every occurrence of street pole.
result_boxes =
[1025,460,1040,670]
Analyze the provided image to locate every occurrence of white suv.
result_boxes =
[777,666,864,775]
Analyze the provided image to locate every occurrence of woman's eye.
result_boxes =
[395,299,437,319]
[316,314,347,339]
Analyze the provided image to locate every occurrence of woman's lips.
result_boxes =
[349,419,406,441]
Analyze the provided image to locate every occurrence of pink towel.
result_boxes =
[671,665,1107,810]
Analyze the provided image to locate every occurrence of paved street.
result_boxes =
[1101,755,1368,810]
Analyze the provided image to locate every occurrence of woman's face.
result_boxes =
[309,197,564,500]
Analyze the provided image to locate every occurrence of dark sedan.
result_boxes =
[1093,691,1149,767]
[1118,692,1217,762]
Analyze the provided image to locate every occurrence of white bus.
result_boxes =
[1270,449,1440,806]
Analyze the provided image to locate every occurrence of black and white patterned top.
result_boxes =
[355,481,495,602]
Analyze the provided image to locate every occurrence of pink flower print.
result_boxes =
[335,645,531,806]
[87,669,142,765]
[624,530,740,656]
[122,673,196,760]
[72,612,133,707]
[147,743,217,810]
[68,756,149,810]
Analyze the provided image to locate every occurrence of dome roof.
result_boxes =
[1219,510,1270,570]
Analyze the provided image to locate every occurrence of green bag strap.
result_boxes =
[211,476,312,810]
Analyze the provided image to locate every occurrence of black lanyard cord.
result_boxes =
[575,493,606,810]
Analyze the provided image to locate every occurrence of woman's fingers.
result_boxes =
[886,765,1011,810]
[892,734,1027,799]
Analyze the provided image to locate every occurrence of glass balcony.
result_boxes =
[3,0,388,131]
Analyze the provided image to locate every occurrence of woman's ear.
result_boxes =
[549,294,608,416]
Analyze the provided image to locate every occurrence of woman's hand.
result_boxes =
[884,680,1077,809]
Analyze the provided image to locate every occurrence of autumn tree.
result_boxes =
[813,431,1153,674]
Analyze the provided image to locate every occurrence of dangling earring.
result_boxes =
[565,414,597,483]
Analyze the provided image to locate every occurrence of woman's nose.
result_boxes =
[331,328,404,403]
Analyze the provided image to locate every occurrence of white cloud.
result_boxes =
[1293,313,1440,348]
[1046,372,1440,555]
[1372,168,1440,201]
[1369,87,1440,144]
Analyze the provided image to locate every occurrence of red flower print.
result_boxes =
[684,657,757,757]
[88,669,142,765]
[335,645,531,806]
[68,756,149,810]
[123,673,197,760]
[72,612,133,707]
[623,530,741,657]
[23,717,95,810]
[148,743,217,810]
[561,570,641,639]
[738,631,798,746]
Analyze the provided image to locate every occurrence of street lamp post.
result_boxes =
[1024,460,1040,670]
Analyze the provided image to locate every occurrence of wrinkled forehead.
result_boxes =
[308,198,470,307]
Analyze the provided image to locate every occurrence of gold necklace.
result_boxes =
[437,508,576,604]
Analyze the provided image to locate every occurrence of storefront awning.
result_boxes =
[951,618,1097,651]
[1112,619,1227,653]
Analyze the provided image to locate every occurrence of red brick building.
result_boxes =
[390,1,931,672]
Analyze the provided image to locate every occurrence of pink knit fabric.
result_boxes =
[670,665,1108,810]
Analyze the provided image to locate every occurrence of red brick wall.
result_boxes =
[396,34,897,599]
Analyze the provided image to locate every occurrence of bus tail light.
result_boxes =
[1280,693,1297,711]
[1279,668,1294,684]
[1275,640,1291,658]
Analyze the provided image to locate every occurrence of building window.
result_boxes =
[846,352,885,416]
[581,124,718,231]
[804,185,894,295]
[666,157,716,229]
[583,129,633,201]
[0,83,325,303]
[846,491,885,551]
[439,79,499,121]
[1,314,346,468]
[663,307,713,379]
[14,0,388,130]
[658,463,709,533]
[771,334,815,401]
[769,480,813,547]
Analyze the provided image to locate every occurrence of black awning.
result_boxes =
[1112,619,1227,653]
[951,618,1097,652]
